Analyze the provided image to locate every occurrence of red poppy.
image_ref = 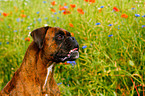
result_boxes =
[69,23,74,27]
[63,10,71,15]
[59,6,67,11]
[113,7,119,12]
[77,8,83,12]
[2,12,8,17]
[99,9,102,13]
[77,8,84,14]
[51,8,55,12]
[25,37,30,41]
[59,5,61,7]
[64,62,69,65]
[84,0,89,2]
[89,0,95,3]
[64,3,67,6]
[51,1,56,6]
[0,18,3,21]
[121,14,128,18]
[70,4,76,8]
[21,14,26,18]
[21,10,24,13]
[71,32,74,37]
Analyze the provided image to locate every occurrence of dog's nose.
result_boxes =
[70,37,79,49]
[75,44,79,50]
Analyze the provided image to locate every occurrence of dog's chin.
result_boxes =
[54,48,79,62]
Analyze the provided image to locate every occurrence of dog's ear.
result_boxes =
[30,26,50,49]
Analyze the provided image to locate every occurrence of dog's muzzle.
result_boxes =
[54,37,79,62]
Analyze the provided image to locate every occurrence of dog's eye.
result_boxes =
[57,35,64,40]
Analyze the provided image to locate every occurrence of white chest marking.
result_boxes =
[43,64,54,89]
[45,94,48,96]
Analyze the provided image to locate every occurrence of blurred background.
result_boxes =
[0,0,145,95]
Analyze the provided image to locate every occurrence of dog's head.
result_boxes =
[30,26,79,62]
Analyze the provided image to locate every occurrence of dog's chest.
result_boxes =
[43,64,54,89]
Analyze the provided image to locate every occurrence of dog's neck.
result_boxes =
[21,41,56,89]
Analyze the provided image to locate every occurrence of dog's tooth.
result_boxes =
[68,54,70,57]
[69,50,73,53]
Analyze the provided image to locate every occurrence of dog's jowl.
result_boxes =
[0,26,79,96]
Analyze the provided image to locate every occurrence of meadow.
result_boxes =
[0,0,145,95]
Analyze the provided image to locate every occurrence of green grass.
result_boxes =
[0,0,145,95]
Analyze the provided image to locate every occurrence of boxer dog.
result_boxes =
[0,26,79,96]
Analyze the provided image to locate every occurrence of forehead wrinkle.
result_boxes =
[58,28,67,35]
[64,30,67,35]
[45,28,55,39]
[66,31,71,36]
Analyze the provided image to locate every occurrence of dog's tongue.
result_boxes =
[68,48,78,57]
[69,48,78,54]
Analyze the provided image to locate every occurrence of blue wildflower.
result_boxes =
[6,42,9,44]
[131,8,135,10]
[8,26,11,28]
[67,61,76,66]
[100,6,104,8]
[118,25,120,29]
[108,34,113,37]
[51,15,54,17]
[34,21,36,24]
[36,12,40,14]
[0,42,2,45]
[108,24,113,26]
[57,82,62,85]
[142,15,145,17]
[16,18,20,22]
[43,1,46,3]
[67,61,72,64]
[57,17,59,19]
[38,18,41,22]
[62,10,65,12]
[95,23,101,25]
[64,6,68,8]
[135,14,140,17]
[142,25,145,28]
[44,17,48,20]
[54,12,57,15]
[14,30,17,32]
[82,45,87,49]
[72,61,76,65]
[0,13,1,16]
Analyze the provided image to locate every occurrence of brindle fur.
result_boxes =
[0,26,79,96]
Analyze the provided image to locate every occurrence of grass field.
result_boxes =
[0,0,145,95]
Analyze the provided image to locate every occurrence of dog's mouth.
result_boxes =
[60,48,79,61]
[55,48,79,62]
